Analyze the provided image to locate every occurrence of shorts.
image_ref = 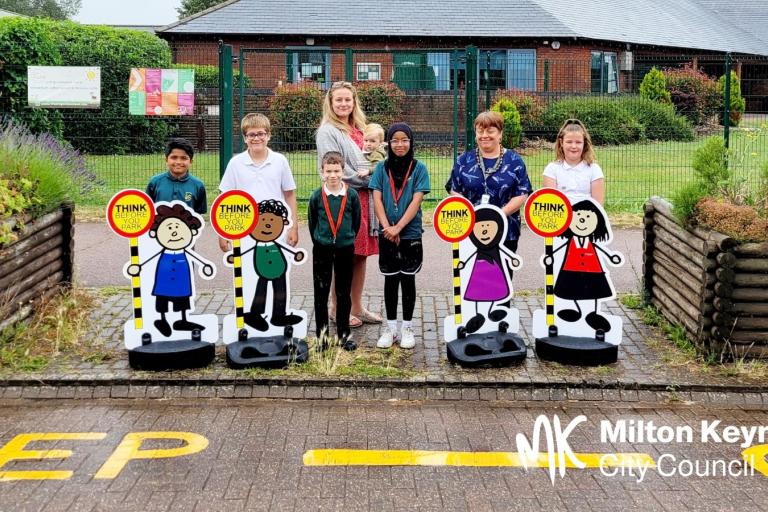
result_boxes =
[155,295,191,313]
[378,236,423,275]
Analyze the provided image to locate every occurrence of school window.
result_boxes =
[285,47,331,87]
[591,51,618,94]
[480,50,536,91]
[356,63,382,81]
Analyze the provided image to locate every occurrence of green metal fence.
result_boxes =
[2,42,767,213]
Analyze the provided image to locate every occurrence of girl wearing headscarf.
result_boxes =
[370,123,431,350]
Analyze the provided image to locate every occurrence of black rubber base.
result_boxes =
[447,331,527,368]
[128,340,215,371]
[535,335,618,366]
[226,336,309,369]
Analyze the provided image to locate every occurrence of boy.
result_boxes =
[362,123,387,172]
[146,138,207,214]
[308,151,361,351]
[218,113,299,253]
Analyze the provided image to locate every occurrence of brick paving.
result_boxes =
[0,399,767,511]
[1,290,767,401]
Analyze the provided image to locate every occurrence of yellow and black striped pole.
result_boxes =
[452,242,462,325]
[232,238,245,329]
[545,236,555,329]
[129,237,143,330]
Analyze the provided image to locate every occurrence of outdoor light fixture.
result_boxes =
[306,37,315,46]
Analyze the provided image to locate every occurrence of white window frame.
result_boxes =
[356,62,382,81]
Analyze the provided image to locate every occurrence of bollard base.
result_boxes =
[226,331,308,369]
[128,340,215,371]
[447,324,526,368]
[535,335,618,366]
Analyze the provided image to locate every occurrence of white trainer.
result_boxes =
[400,326,416,349]
[377,329,395,349]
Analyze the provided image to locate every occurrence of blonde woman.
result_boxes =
[316,81,382,327]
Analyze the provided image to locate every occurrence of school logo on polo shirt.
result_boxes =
[185,192,193,202]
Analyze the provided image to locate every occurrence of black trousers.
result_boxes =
[313,244,355,338]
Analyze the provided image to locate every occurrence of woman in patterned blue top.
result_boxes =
[447,111,532,255]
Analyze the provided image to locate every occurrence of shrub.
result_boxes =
[717,71,746,127]
[267,83,323,150]
[490,98,522,148]
[47,22,175,155]
[639,67,671,104]
[491,89,545,130]
[170,63,252,89]
[692,136,729,194]
[619,97,694,141]
[541,97,643,145]
[694,198,768,242]
[0,18,64,138]
[355,81,405,128]
[0,118,101,244]
[671,183,708,225]
[663,66,722,126]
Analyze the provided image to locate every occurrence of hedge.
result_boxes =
[541,97,643,145]
[619,97,694,142]
[267,83,323,150]
[355,81,405,128]
[0,18,64,138]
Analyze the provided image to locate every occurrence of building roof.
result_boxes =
[158,0,768,56]
[693,0,768,46]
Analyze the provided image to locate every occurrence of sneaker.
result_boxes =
[400,326,416,349]
[377,329,395,349]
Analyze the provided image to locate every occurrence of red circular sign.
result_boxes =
[433,196,476,243]
[210,190,259,240]
[524,188,573,238]
[106,189,155,238]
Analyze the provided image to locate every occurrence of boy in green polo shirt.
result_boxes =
[146,138,207,214]
[308,151,361,350]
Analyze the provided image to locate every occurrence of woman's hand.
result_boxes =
[287,225,299,247]
[218,237,231,253]
[356,169,370,178]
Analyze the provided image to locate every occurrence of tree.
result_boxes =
[0,0,81,19]
[177,0,221,19]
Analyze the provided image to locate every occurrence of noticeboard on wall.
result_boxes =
[27,66,101,108]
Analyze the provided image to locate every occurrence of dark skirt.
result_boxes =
[554,270,612,301]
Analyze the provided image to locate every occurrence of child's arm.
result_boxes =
[284,189,299,247]
[591,178,605,205]
[456,250,477,271]
[274,241,305,263]
[184,250,214,277]
[196,185,208,215]
[383,191,425,240]
[542,241,569,266]
[307,195,317,239]
[542,176,557,188]
[351,192,361,235]
[372,190,393,240]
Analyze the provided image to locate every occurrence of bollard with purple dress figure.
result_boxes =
[107,190,217,370]
[212,192,309,369]
[525,188,624,365]
[434,196,526,367]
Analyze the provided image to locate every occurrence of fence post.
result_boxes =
[543,60,549,92]
[237,47,245,153]
[345,48,354,82]
[484,50,491,110]
[219,41,234,179]
[723,52,732,150]
[452,49,460,164]
[465,45,478,152]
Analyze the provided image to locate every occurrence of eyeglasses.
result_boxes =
[245,131,269,139]
[390,138,410,145]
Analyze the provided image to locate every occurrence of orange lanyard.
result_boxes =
[387,161,415,212]
[321,184,347,242]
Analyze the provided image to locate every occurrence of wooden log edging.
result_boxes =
[644,197,768,359]
[0,204,75,327]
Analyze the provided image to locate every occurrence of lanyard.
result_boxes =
[387,160,415,212]
[321,184,347,242]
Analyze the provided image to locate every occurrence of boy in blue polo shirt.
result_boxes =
[146,138,207,214]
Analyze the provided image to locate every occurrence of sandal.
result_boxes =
[356,308,383,324]
[349,315,363,328]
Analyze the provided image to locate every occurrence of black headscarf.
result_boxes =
[385,122,416,188]
[468,207,505,266]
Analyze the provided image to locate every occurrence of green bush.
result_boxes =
[0,18,64,138]
[718,71,746,127]
[671,183,708,225]
[541,97,643,145]
[47,22,174,155]
[663,66,722,126]
[490,98,522,148]
[492,89,545,130]
[355,81,405,128]
[170,63,252,89]
[267,83,323,150]
[639,67,671,104]
[692,136,729,193]
[619,97,694,141]
[0,118,101,244]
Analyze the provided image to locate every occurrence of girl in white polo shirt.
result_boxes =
[542,119,604,205]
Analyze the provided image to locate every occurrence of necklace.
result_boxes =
[477,147,506,177]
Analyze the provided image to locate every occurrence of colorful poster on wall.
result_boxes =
[129,68,195,116]
[28,66,101,108]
